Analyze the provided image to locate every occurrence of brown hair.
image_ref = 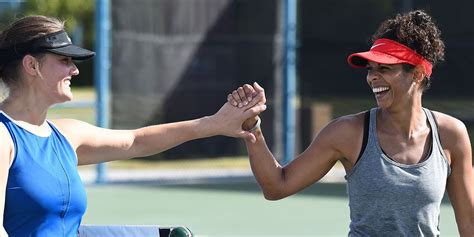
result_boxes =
[0,15,65,86]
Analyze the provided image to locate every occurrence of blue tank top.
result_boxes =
[1,112,87,236]
[345,108,451,236]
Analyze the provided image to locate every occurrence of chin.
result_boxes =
[376,100,390,109]
[65,90,74,99]
[61,94,74,102]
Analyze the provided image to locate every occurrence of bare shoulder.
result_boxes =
[321,111,367,137]
[430,111,469,138]
[50,118,93,132]
[316,110,368,162]
[430,110,471,163]
[49,119,96,148]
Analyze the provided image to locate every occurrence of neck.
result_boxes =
[378,105,427,139]
[0,91,51,126]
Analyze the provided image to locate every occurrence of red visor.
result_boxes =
[347,38,432,78]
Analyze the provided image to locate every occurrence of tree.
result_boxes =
[24,0,95,47]
[23,0,96,86]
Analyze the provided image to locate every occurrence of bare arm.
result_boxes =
[0,125,13,235]
[244,115,362,200]
[53,96,266,165]
[228,83,363,200]
[437,112,474,236]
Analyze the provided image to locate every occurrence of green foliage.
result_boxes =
[25,0,93,31]
[23,0,95,48]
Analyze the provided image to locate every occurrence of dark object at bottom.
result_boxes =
[168,226,193,237]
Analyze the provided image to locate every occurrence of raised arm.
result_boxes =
[245,115,364,200]
[52,93,266,165]
[229,83,364,200]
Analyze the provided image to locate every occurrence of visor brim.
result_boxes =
[347,51,409,68]
[46,45,95,61]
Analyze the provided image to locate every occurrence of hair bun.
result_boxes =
[411,10,430,25]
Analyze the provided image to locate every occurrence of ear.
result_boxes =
[21,54,39,76]
[413,65,425,83]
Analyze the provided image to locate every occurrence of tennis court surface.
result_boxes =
[82,181,459,237]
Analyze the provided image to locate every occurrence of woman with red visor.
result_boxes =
[230,10,473,236]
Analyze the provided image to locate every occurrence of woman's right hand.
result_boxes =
[228,82,266,132]
[227,83,257,108]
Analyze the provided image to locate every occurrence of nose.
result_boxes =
[71,63,79,76]
[366,70,379,85]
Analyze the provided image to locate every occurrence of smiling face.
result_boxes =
[36,53,79,104]
[366,61,421,109]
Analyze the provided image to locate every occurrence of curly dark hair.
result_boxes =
[372,10,445,65]
[371,10,445,90]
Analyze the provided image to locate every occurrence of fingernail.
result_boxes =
[243,101,248,105]
[233,102,237,106]
[247,97,252,102]
[238,103,242,108]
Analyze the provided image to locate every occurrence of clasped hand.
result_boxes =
[228,82,266,136]
[209,82,266,143]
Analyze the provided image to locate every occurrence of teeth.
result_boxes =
[372,86,389,93]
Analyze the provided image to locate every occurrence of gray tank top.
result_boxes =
[345,108,451,236]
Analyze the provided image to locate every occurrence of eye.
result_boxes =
[61,57,72,64]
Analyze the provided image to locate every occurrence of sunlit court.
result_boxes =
[80,181,459,236]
